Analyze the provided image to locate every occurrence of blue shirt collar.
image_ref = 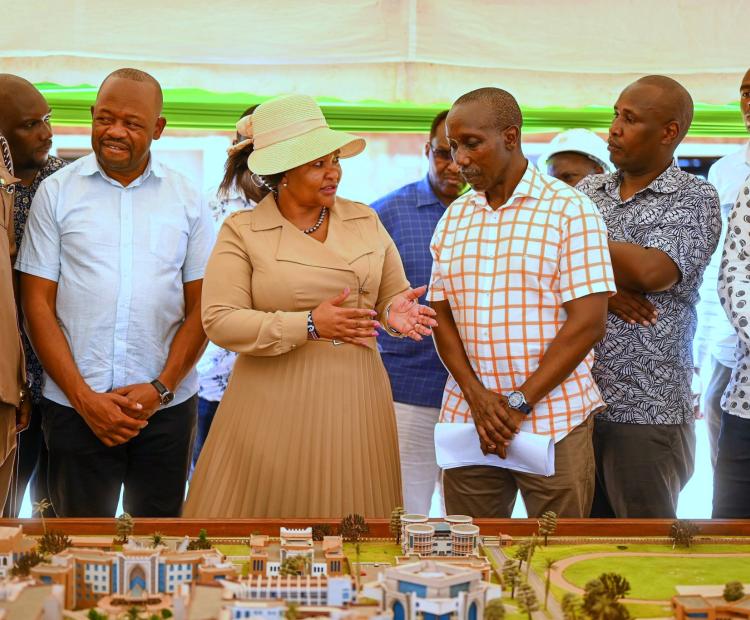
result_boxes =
[78,151,164,186]
[416,175,443,208]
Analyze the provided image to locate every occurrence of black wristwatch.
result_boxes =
[507,390,533,415]
[150,379,175,406]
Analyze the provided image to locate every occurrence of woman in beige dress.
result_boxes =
[184,94,438,518]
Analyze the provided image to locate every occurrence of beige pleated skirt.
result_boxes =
[183,340,402,518]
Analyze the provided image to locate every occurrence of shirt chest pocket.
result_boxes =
[149,217,189,266]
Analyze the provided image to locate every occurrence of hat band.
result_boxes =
[253,117,328,150]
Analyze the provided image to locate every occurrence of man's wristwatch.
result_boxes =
[150,379,175,406]
[507,390,533,415]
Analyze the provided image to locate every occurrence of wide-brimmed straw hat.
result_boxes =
[243,94,365,175]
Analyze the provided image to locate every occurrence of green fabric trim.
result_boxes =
[38,83,747,136]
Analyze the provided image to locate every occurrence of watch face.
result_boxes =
[162,391,175,405]
[508,391,524,409]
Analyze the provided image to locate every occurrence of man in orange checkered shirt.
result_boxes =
[428,87,616,518]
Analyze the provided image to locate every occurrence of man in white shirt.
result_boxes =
[696,67,750,467]
[17,68,214,517]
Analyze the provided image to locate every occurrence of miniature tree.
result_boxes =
[86,610,108,620]
[160,611,173,619]
[723,581,745,602]
[516,582,539,620]
[124,606,143,620]
[561,593,582,620]
[389,507,405,544]
[484,598,506,620]
[670,520,699,549]
[280,555,310,576]
[151,532,164,548]
[501,560,521,599]
[38,530,72,556]
[10,551,44,577]
[514,535,539,578]
[285,602,300,620]
[340,513,369,589]
[187,528,212,550]
[537,511,558,546]
[582,574,631,620]
[543,558,557,610]
[312,524,334,541]
[32,498,52,534]
[116,512,135,544]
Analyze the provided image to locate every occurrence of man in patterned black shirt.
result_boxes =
[0,74,67,516]
[578,75,721,518]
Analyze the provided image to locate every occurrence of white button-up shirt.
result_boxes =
[16,152,215,408]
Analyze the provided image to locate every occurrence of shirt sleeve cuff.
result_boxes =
[14,262,60,282]
[281,311,310,352]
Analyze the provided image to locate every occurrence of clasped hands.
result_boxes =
[311,285,438,346]
[466,386,526,459]
[74,382,164,447]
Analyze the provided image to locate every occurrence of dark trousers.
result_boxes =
[42,396,197,517]
[591,418,695,518]
[713,411,750,518]
[704,357,732,469]
[190,397,219,475]
[2,402,51,517]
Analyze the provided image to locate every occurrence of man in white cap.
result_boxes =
[538,128,611,188]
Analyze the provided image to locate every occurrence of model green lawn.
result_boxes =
[563,556,750,600]
[516,543,750,618]
[343,542,403,564]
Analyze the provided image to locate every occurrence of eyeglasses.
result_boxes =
[428,144,454,162]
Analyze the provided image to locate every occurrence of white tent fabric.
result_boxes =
[2,0,748,106]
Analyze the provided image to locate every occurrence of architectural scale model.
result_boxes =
[0,516,747,620]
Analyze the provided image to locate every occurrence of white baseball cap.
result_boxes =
[537,128,612,173]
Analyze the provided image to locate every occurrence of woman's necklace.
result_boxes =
[303,207,328,234]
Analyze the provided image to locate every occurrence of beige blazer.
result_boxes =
[201,193,411,356]
[0,139,25,408]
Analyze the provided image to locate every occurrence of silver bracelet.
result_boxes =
[384,303,407,338]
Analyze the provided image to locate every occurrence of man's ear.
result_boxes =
[504,126,521,150]
[153,117,167,140]
[662,120,679,145]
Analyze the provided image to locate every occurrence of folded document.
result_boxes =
[434,423,555,477]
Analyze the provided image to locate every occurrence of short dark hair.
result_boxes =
[453,87,523,131]
[99,68,163,112]
[429,110,450,142]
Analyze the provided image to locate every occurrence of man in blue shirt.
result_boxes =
[17,69,214,517]
[373,110,467,515]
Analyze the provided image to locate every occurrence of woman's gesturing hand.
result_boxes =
[386,285,439,341]
[311,288,380,346]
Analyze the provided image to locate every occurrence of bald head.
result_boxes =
[454,87,523,132]
[98,68,163,113]
[628,75,694,141]
[0,74,53,177]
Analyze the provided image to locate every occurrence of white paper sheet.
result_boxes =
[434,423,555,477]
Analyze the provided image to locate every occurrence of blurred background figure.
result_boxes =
[192,105,263,476]
[537,128,611,187]
[695,67,750,470]
[372,110,467,515]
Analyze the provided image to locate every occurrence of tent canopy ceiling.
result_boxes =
[3,1,748,134]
